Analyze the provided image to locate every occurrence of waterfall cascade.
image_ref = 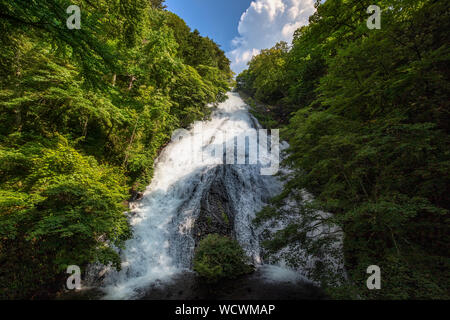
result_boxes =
[101,92,292,299]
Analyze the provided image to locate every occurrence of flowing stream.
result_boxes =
[101,92,301,299]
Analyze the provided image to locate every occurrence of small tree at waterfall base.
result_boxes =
[193,234,253,283]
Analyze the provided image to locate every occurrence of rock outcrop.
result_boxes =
[193,167,235,244]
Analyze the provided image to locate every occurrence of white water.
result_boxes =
[102,92,287,299]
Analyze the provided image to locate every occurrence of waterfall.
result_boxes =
[101,92,287,299]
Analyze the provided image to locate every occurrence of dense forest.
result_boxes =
[1,0,448,301]
[238,0,449,299]
[0,0,232,299]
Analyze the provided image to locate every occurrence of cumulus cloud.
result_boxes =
[227,0,316,74]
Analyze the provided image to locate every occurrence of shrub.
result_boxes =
[193,234,253,283]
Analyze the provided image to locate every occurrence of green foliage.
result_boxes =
[0,0,231,299]
[0,137,130,299]
[242,0,450,299]
[237,42,290,121]
[193,234,253,283]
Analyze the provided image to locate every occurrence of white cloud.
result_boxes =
[227,0,316,75]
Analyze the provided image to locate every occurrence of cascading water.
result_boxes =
[101,92,288,299]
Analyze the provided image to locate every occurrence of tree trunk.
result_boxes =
[123,117,139,166]
[14,48,23,131]
[82,117,89,137]
[128,75,136,91]
[112,73,117,87]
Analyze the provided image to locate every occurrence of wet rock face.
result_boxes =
[193,167,235,244]
[140,270,326,300]
[129,190,144,202]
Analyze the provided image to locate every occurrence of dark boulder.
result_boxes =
[193,167,235,244]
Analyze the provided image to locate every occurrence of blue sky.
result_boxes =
[165,0,316,74]
[165,0,252,53]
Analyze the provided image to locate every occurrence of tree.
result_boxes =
[240,0,450,299]
[0,0,232,299]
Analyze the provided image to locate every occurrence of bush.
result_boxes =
[193,234,253,283]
